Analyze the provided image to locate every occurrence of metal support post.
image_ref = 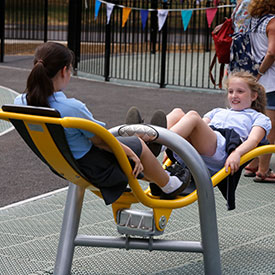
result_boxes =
[44,0,48,42]
[104,22,111,81]
[0,0,5,62]
[160,0,168,88]
[68,0,82,72]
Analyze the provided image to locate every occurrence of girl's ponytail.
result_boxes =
[26,61,54,107]
[24,42,74,107]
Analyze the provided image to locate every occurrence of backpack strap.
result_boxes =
[209,54,224,89]
[249,15,272,33]
[232,15,271,38]
[218,63,225,89]
[209,54,217,87]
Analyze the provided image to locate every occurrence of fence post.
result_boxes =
[150,0,158,54]
[44,0,48,42]
[68,0,82,72]
[104,22,111,81]
[0,0,5,62]
[205,0,211,52]
[160,0,168,88]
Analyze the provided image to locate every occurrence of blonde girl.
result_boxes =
[165,71,271,175]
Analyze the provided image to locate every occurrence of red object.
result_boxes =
[209,18,234,89]
[212,18,234,64]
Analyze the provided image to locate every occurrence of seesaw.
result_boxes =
[1,104,274,275]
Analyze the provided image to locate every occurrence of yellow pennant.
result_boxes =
[122,7,131,28]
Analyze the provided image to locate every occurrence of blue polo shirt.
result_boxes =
[14,91,106,159]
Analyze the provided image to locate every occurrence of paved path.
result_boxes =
[0,56,225,207]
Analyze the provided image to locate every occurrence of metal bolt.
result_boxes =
[159,216,166,229]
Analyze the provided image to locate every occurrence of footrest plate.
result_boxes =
[116,209,164,237]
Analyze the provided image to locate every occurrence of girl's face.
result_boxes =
[227,77,257,111]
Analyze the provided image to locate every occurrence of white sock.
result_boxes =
[160,175,182,194]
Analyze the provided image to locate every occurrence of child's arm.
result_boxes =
[224,126,266,175]
[90,136,143,178]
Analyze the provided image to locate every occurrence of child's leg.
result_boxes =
[167,108,185,129]
[139,140,169,187]
[139,139,189,196]
[169,110,217,156]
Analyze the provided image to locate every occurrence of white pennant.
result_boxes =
[106,3,115,24]
[158,10,168,31]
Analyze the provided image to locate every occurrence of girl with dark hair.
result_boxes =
[14,42,189,204]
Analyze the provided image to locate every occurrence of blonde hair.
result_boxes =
[224,71,266,114]
[248,0,275,17]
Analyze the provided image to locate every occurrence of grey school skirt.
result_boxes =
[76,136,142,205]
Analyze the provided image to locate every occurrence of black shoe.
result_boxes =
[150,163,191,199]
[148,110,167,157]
[149,182,163,196]
[163,163,191,199]
[126,106,144,124]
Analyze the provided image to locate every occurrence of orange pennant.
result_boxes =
[122,7,131,28]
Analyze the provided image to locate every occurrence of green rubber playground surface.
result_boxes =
[0,175,274,274]
[0,84,274,274]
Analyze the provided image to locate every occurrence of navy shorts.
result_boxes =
[266,91,275,110]
[76,136,142,205]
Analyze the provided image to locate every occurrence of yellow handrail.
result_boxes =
[1,109,275,209]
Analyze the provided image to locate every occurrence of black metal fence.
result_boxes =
[0,0,234,90]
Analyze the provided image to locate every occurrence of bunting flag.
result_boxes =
[95,0,234,30]
[122,7,131,28]
[106,3,114,24]
[206,8,217,27]
[181,10,193,31]
[95,0,101,20]
[158,10,169,31]
[140,10,149,30]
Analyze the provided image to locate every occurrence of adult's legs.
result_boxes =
[257,109,275,176]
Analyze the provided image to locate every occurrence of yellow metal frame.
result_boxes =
[1,108,275,231]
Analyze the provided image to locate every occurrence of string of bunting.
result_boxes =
[95,0,235,31]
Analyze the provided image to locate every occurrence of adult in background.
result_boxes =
[233,0,251,33]
[213,0,251,35]
[244,0,275,182]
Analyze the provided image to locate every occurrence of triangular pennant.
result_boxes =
[95,0,101,20]
[158,10,168,31]
[106,3,115,24]
[122,7,131,28]
[181,10,193,31]
[140,10,149,30]
[213,0,220,6]
[206,8,217,28]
